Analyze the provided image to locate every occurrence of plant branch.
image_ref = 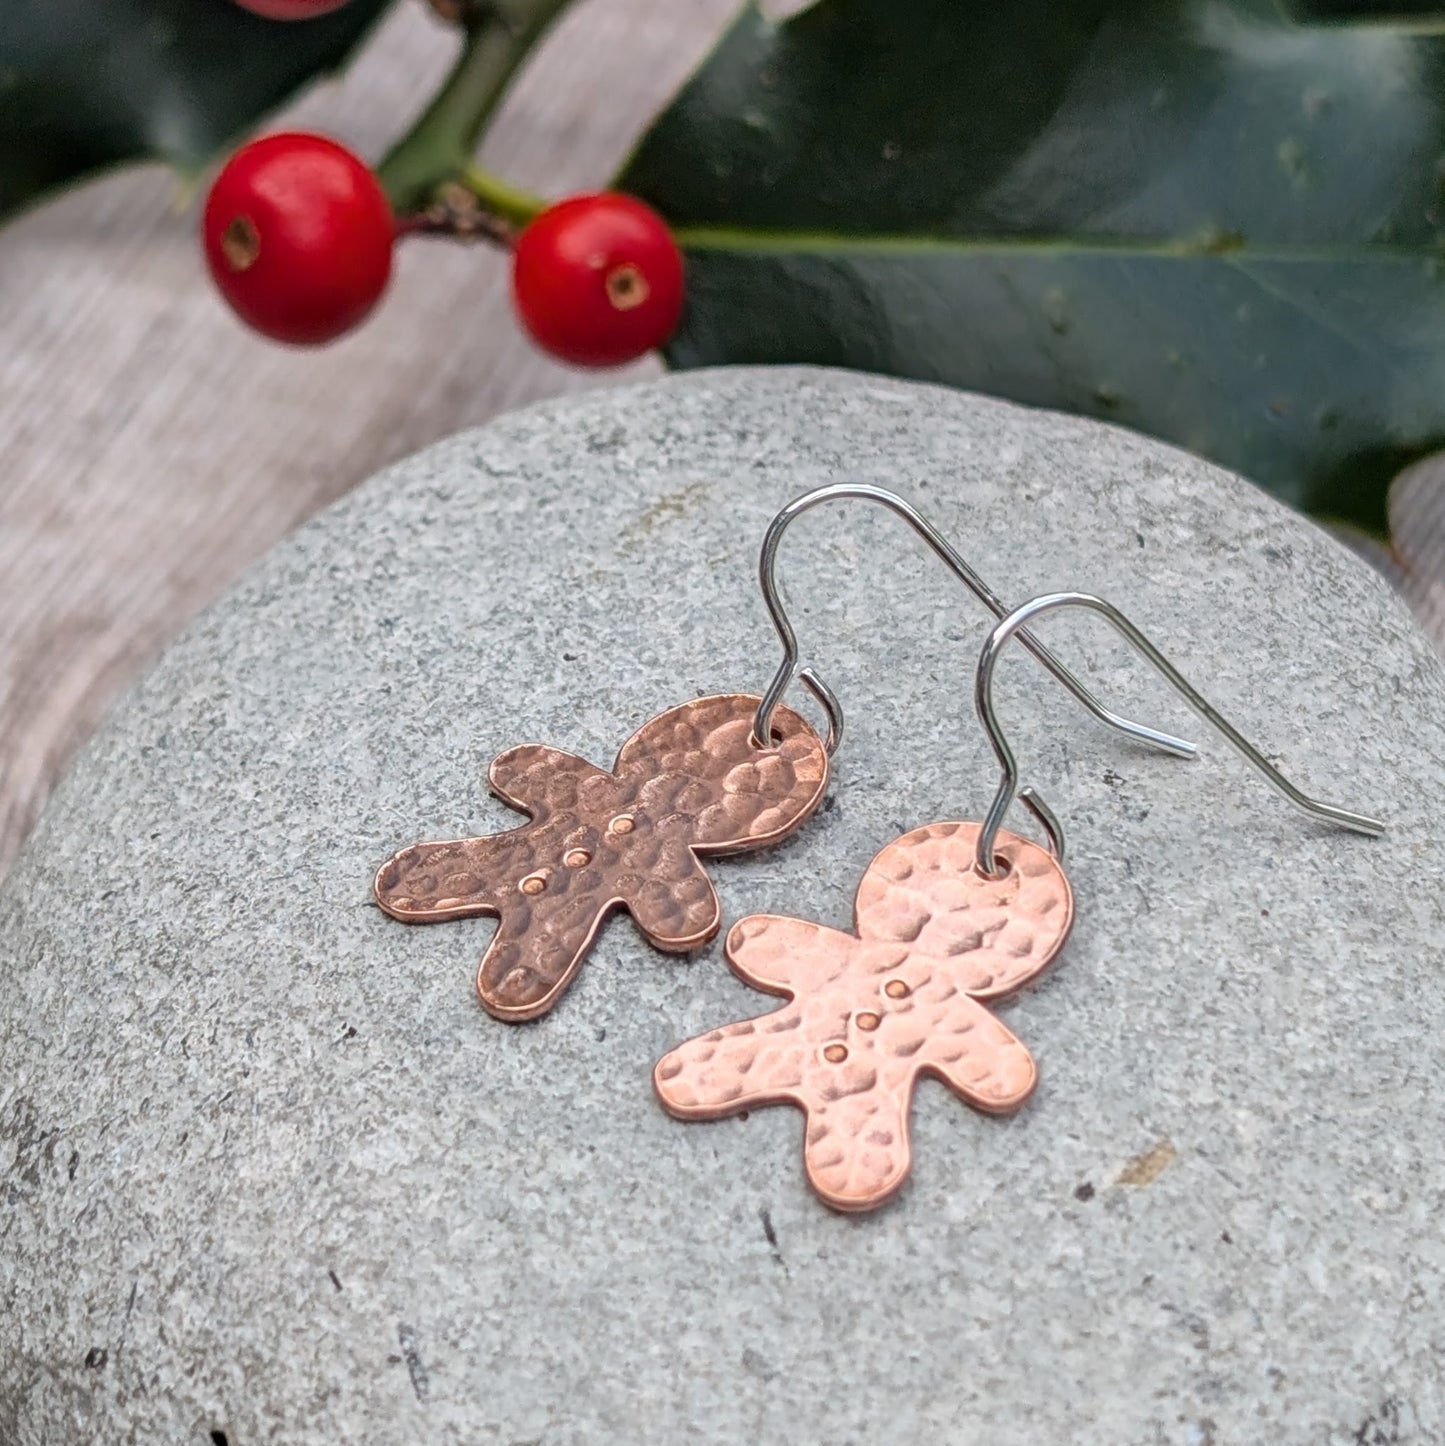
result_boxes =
[377,0,567,224]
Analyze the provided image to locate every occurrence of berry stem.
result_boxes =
[458,164,544,228]
[377,0,563,227]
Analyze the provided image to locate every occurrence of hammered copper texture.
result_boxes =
[375,694,829,1021]
[654,821,1074,1212]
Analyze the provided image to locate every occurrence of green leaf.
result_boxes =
[0,0,394,223]
[619,0,1445,533]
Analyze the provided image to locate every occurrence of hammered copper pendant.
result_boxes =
[653,820,1074,1212]
[375,694,829,1022]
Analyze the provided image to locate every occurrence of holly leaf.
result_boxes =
[0,0,394,223]
[1284,1,1445,17]
[620,0,1445,534]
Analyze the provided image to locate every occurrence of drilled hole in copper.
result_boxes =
[519,873,547,896]
[221,215,260,271]
[564,849,592,869]
[884,979,909,999]
[606,263,650,312]
[855,1012,880,1032]
[823,1043,847,1064]
[608,815,635,835]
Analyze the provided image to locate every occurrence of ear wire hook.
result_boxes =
[1017,785,1067,863]
[751,483,1198,761]
[972,591,1388,876]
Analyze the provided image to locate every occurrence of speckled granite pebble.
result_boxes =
[2,367,1442,1445]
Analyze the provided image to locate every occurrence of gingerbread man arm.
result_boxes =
[488,744,613,823]
[374,834,514,920]
[724,914,858,994]
[654,1003,811,1118]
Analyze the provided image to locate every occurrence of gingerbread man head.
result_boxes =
[375,694,829,1021]
[654,820,1073,1210]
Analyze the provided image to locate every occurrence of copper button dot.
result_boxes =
[609,815,635,835]
[884,979,909,999]
[564,849,592,869]
[855,1011,880,1032]
[519,873,547,896]
[823,1043,848,1064]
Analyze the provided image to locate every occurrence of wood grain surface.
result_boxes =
[0,0,1440,880]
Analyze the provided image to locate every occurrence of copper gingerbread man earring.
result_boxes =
[374,693,831,1021]
[655,590,1385,1212]
[373,485,1180,1023]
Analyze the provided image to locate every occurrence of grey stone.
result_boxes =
[2,366,1443,1445]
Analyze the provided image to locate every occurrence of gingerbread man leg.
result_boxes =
[794,996,1039,1211]
[913,993,1039,1114]
[654,1014,917,1212]
[618,846,722,954]
[797,1071,916,1213]
[476,891,614,1022]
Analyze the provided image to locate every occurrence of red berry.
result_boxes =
[202,132,393,346]
[230,0,352,17]
[512,193,684,367]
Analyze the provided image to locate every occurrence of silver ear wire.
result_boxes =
[796,666,843,756]
[972,591,1387,876]
[1018,785,1066,863]
[751,483,1198,762]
